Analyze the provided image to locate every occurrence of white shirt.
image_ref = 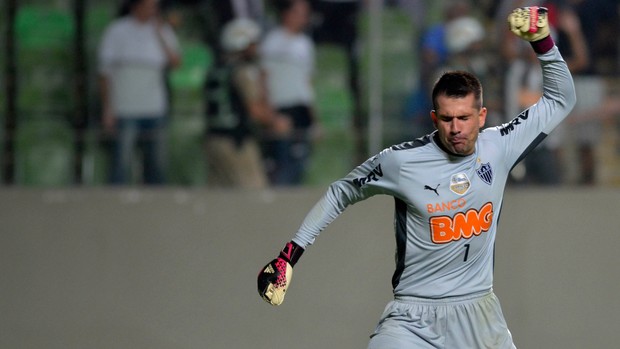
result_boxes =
[98,17,179,117]
[260,27,315,108]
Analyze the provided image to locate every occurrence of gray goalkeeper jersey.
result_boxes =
[292,47,576,298]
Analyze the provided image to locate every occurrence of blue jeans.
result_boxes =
[263,136,310,186]
[262,105,313,186]
[110,117,167,185]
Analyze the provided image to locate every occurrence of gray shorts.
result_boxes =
[368,290,516,349]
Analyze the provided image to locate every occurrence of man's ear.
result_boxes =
[478,107,488,128]
[430,110,438,128]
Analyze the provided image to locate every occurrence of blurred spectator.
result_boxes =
[404,0,474,137]
[544,1,589,73]
[204,18,290,188]
[98,0,181,185]
[442,10,504,126]
[260,0,319,186]
[567,75,608,184]
[546,0,600,184]
[555,0,619,184]
[566,0,619,75]
[500,1,589,185]
[442,15,493,88]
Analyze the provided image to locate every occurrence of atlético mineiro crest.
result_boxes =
[476,162,493,185]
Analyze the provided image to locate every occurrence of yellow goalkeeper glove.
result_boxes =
[508,6,550,42]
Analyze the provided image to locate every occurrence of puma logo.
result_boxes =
[424,184,440,196]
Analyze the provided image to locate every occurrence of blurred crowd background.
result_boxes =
[1,0,619,188]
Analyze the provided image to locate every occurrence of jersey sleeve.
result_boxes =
[491,46,576,169]
[292,148,402,248]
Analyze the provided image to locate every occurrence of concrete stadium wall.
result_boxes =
[1,187,619,349]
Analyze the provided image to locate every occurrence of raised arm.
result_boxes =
[499,6,577,166]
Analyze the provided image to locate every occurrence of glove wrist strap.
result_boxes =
[530,35,554,54]
[280,241,304,266]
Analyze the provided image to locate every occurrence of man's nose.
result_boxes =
[450,119,460,134]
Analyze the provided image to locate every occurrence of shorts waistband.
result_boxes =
[394,289,494,306]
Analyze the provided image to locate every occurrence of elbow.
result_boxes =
[553,74,577,113]
[565,86,577,112]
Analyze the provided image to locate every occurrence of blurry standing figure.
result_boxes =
[500,0,590,185]
[98,0,181,185]
[260,0,318,186]
[405,0,475,138]
[205,18,291,188]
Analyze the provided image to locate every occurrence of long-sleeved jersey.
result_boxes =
[292,46,576,298]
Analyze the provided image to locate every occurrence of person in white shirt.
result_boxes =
[98,0,181,185]
[204,18,291,188]
[260,0,318,186]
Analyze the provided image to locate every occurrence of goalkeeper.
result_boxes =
[257,7,575,348]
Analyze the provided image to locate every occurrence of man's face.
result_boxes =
[284,0,310,33]
[133,0,159,21]
[431,93,486,156]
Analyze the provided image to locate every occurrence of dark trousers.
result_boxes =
[262,105,312,186]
